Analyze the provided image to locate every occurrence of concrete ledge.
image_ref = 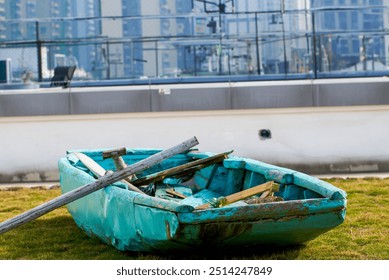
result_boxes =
[2,77,389,116]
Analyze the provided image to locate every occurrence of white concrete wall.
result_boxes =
[1,105,389,182]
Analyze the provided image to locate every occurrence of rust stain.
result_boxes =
[165,220,172,240]
[197,222,253,244]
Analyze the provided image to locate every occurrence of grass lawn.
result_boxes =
[0,178,388,260]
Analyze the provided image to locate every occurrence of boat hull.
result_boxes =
[59,149,347,252]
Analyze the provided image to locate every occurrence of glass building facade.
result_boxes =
[311,0,388,73]
[0,0,5,40]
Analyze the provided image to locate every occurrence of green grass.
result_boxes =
[0,178,388,260]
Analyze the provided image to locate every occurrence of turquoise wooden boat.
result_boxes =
[58,148,347,252]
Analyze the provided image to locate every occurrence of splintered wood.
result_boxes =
[195,181,278,210]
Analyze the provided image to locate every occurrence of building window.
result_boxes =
[351,11,359,29]
[324,12,336,30]
[339,38,349,54]
[338,12,348,29]
[352,38,360,54]
[269,14,283,24]
[369,0,381,5]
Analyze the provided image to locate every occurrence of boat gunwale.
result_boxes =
[64,148,346,200]
[59,149,347,217]
[177,197,346,224]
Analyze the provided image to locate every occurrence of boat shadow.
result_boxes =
[130,244,306,260]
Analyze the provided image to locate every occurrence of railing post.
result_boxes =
[106,41,110,79]
[255,12,261,75]
[155,40,159,77]
[311,11,318,79]
[281,8,287,75]
[35,21,43,82]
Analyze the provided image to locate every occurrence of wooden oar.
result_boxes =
[0,136,199,235]
[195,181,276,210]
[131,150,233,186]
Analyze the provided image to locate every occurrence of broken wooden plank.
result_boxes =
[131,150,233,186]
[165,188,187,199]
[195,181,276,210]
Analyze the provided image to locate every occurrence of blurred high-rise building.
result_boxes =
[311,0,389,71]
[0,0,5,40]
[3,0,100,74]
[99,0,193,78]
[2,0,389,81]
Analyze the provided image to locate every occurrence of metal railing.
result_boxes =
[1,6,389,86]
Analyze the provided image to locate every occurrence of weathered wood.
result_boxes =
[111,155,127,171]
[74,152,144,194]
[245,196,284,204]
[0,136,199,235]
[102,147,129,174]
[260,190,272,198]
[132,150,233,186]
[166,188,187,199]
[102,147,141,192]
[102,147,127,159]
[195,181,275,210]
